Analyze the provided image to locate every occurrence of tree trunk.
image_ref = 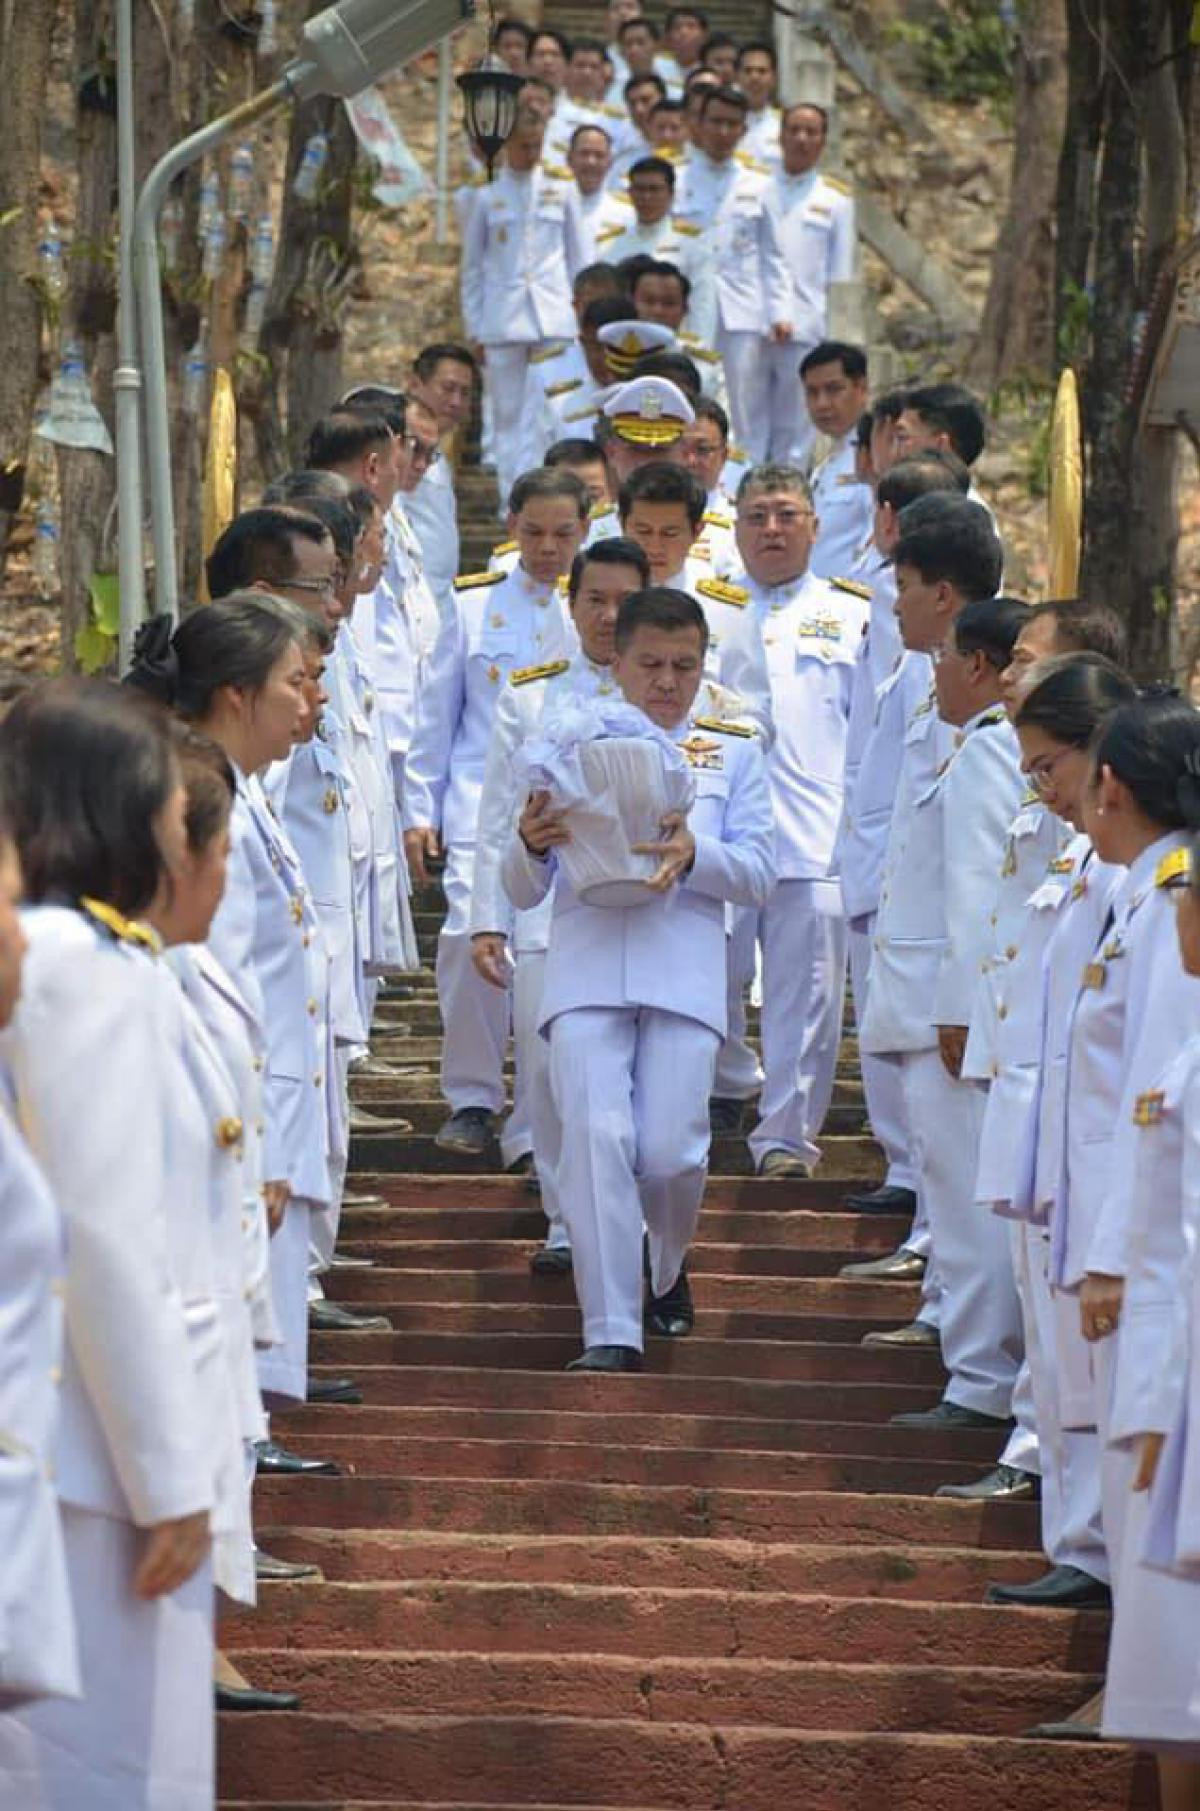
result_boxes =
[1054,0,1104,368]
[969,0,1068,387]
[0,0,58,569]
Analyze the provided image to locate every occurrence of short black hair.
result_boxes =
[279,494,360,566]
[666,5,708,28]
[893,499,1003,602]
[630,258,690,305]
[699,84,749,118]
[546,437,608,471]
[508,466,590,521]
[736,39,777,69]
[305,411,391,471]
[629,154,677,187]
[1014,654,1136,748]
[1024,598,1128,669]
[491,15,533,49]
[854,410,873,451]
[701,32,737,60]
[339,382,407,437]
[952,595,1032,671]
[1092,693,1200,829]
[692,396,729,440]
[1,677,178,916]
[630,349,702,402]
[574,262,626,297]
[582,295,634,333]
[261,468,350,506]
[413,341,478,381]
[568,536,650,602]
[649,97,686,118]
[800,340,868,382]
[205,505,331,601]
[619,19,661,44]
[874,386,910,423]
[876,450,971,511]
[903,382,987,466]
[570,122,614,152]
[618,461,706,531]
[615,584,709,655]
[782,100,829,132]
[570,35,607,59]
[530,27,571,58]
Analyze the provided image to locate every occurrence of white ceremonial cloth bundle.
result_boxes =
[514,698,696,908]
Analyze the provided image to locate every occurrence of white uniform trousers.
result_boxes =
[1093,1330,1135,1581]
[256,1194,312,1403]
[715,328,771,465]
[438,842,510,1118]
[0,1507,214,1811]
[747,879,846,1172]
[764,336,817,466]
[713,904,764,1101]
[483,342,538,509]
[309,1043,354,1289]
[847,917,918,1193]
[997,1222,1040,1477]
[550,1005,719,1351]
[900,1049,1023,1418]
[508,950,568,1251]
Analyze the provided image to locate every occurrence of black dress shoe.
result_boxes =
[530,1246,573,1276]
[254,1548,324,1582]
[507,1152,542,1195]
[566,1345,644,1373]
[646,1266,694,1338]
[840,1248,927,1282]
[309,1300,394,1332]
[435,1106,495,1155]
[861,1319,940,1348]
[890,1401,1012,1431]
[348,1104,413,1135]
[254,1439,341,1477]
[986,1564,1112,1609]
[328,1251,376,1270]
[341,1191,386,1210]
[843,1183,918,1216]
[709,1095,747,1136]
[216,1682,300,1712]
[936,1464,1040,1501]
[306,1376,364,1405]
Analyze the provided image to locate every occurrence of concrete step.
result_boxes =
[310,1300,919,1345]
[321,1269,919,1311]
[349,1133,886,1180]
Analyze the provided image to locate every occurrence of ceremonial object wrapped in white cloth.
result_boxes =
[514,698,696,907]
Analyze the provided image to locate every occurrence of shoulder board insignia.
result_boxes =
[824,174,852,196]
[977,707,1007,730]
[467,171,488,188]
[1021,785,1041,807]
[830,575,872,600]
[564,402,601,423]
[600,103,625,120]
[733,151,768,172]
[678,330,700,345]
[511,659,570,687]
[1048,855,1075,874]
[703,510,733,529]
[1156,847,1191,888]
[454,569,506,591]
[595,224,624,242]
[809,204,833,219]
[529,342,568,366]
[546,377,584,398]
[491,538,518,557]
[691,346,722,364]
[1133,1089,1166,1127]
[589,501,615,522]
[727,444,748,463]
[80,896,161,952]
[542,164,572,181]
[693,715,754,738]
[672,219,703,236]
[913,697,934,719]
[696,577,749,607]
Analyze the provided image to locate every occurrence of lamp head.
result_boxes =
[457,55,525,177]
[287,0,475,101]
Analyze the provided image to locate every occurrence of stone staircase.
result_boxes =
[216,885,1156,1810]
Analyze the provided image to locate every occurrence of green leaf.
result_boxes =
[74,623,117,674]
[88,570,120,636]
[0,207,22,231]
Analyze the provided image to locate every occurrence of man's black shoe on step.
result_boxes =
[435,1106,495,1155]
[566,1345,644,1373]
[306,1376,363,1405]
[646,1265,694,1338]
[254,1547,324,1582]
[254,1439,340,1477]
[843,1183,918,1216]
[216,1683,300,1712]
[985,1564,1112,1609]
[935,1464,1040,1502]
[709,1096,746,1137]
[530,1246,573,1277]
[890,1401,1011,1432]
[309,1300,393,1332]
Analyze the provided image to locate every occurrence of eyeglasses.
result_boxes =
[286,574,340,598]
[1026,747,1076,794]
[405,436,441,469]
[741,506,813,530]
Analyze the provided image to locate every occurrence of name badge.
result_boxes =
[1081,961,1106,990]
[1133,1090,1166,1127]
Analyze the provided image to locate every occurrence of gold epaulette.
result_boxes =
[733,151,768,172]
[671,218,702,236]
[824,173,852,196]
[546,377,583,398]
[600,102,625,119]
[696,576,749,608]
[467,171,488,188]
[454,569,506,591]
[1048,855,1075,874]
[80,896,161,952]
[693,715,754,737]
[542,164,572,181]
[564,402,601,422]
[491,538,518,557]
[1021,785,1041,807]
[589,501,615,522]
[529,342,568,366]
[1156,847,1191,888]
[727,444,748,463]
[703,509,733,529]
[830,575,872,600]
[511,658,570,687]
[595,224,624,242]
[690,346,721,365]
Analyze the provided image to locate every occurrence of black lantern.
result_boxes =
[457,55,524,179]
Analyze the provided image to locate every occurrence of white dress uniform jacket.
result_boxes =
[809,435,875,581]
[765,169,856,348]
[838,649,932,922]
[460,165,585,347]
[404,455,460,608]
[674,153,789,344]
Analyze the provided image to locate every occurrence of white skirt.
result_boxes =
[1103,1483,1200,1749]
[0,1505,214,1810]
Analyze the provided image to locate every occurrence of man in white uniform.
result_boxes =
[658,5,708,89]
[501,585,776,1371]
[470,538,652,1272]
[597,156,705,281]
[405,343,478,609]
[403,470,587,1158]
[803,341,875,579]
[892,382,993,517]
[737,41,782,167]
[763,107,857,464]
[587,376,696,548]
[460,91,586,505]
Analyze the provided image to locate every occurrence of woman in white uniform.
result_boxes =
[0,680,215,1811]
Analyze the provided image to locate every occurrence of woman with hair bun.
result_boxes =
[0,678,216,1807]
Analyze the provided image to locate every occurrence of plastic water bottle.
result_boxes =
[249,214,275,285]
[160,195,184,272]
[242,285,268,344]
[257,0,278,56]
[198,169,221,236]
[201,216,227,281]
[37,222,65,304]
[228,143,255,222]
[32,500,60,598]
[57,339,89,406]
[182,347,209,416]
[293,132,329,203]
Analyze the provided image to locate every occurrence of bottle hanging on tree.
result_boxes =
[293,132,329,203]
